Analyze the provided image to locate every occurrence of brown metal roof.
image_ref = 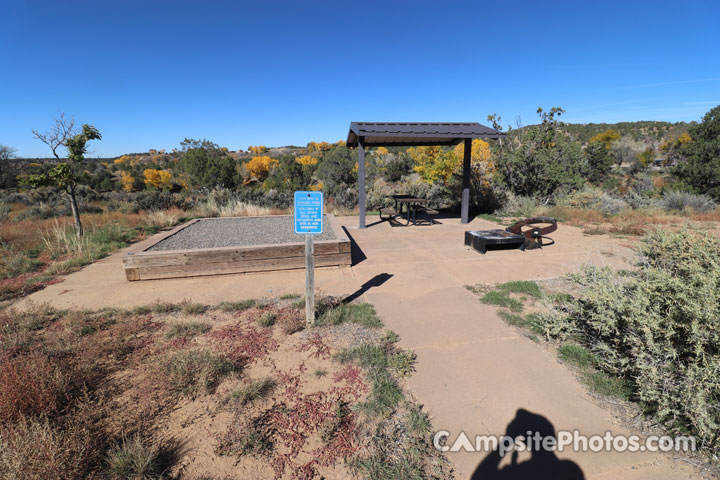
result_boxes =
[346,122,505,147]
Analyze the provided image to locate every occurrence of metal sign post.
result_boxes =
[294,191,323,326]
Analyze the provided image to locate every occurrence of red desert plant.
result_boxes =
[210,319,279,366]
[0,351,70,423]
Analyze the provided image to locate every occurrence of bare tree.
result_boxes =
[0,144,18,189]
[32,113,77,160]
[0,144,16,162]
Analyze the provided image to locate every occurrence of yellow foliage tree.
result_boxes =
[661,132,692,152]
[454,139,495,191]
[306,141,332,152]
[452,139,492,165]
[409,139,495,186]
[296,155,318,166]
[589,129,621,150]
[143,168,173,190]
[248,145,268,155]
[176,175,189,190]
[245,155,278,182]
[407,146,458,184]
[119,171,134,192]
[114,155,132,165]
[636,148,657,167]
[375,147,389,156]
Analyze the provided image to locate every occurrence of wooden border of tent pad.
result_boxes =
[122,214,351,281]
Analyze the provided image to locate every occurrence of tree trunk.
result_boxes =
[68,187,84,237]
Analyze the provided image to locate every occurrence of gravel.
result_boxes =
[299,322,384,350]
[147,215,337,251]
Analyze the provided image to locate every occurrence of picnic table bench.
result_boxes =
[379,195,438,225]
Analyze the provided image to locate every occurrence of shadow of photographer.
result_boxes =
[470,409,584,480]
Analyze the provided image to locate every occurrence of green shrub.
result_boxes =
[496,280,541,298]
[558,343,597,369]
[335,344,402,415]
[107,434,162,479]
[0,202,9,221]
[317,303,383,328]
[164,321,210,339]
[218,300,256,312]
[150,301,181,314]
[388,351,416,376]
[161,350,235,397]
[480,291,523,312]
[223,378,276,407]
[181,302,208,315]
[543,228,720,455]
[279,293,301,300]
[257,311,276,327]
[660,190,716,212]
[0,248,44,280]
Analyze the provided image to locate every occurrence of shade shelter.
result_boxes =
[347,122,506,228]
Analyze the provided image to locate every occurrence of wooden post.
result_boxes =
[305,234,315,325]
[358,136,366,229]
[461,138,472,224]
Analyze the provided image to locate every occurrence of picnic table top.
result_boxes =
[387,194,429,203]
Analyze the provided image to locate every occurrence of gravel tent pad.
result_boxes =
[147,216,337,251]
[123,214,351,281]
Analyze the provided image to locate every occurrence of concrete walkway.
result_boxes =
[18,215,698,478]
[343,217,696,479]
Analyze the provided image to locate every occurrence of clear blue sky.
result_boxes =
[1,0,718,158]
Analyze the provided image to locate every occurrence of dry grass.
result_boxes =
[689,210,720,222]
[106,434,163,480]
[0,416,97,480]
[141,207,184,229]
[0,351,70,423]
[541,205,720,237]
[192,198,286,218]
[0,212,144,253]
[0,299,451,480]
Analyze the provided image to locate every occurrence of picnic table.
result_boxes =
[379,195,438,225]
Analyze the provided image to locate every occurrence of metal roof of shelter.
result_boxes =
[346,122,505,147]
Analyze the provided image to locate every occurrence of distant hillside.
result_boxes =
[561,121,692,144]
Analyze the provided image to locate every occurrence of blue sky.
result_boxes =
[1,0,719,158]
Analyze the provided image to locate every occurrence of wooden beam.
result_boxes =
[461,138,472,223]
[358,135,366,229]
[127,253,351,281]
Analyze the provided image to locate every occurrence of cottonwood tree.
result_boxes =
[25,115,101,236]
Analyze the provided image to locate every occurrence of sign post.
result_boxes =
[294,191,323,326]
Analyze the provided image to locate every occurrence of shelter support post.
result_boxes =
[461,138,471,223]
[358,136,366,229]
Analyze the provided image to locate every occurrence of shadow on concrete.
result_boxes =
[363,219,386,228]
[470,409,585,480]
[341,226,367,265]
[342,273,393,304]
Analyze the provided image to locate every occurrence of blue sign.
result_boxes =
[294,191,323,234]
